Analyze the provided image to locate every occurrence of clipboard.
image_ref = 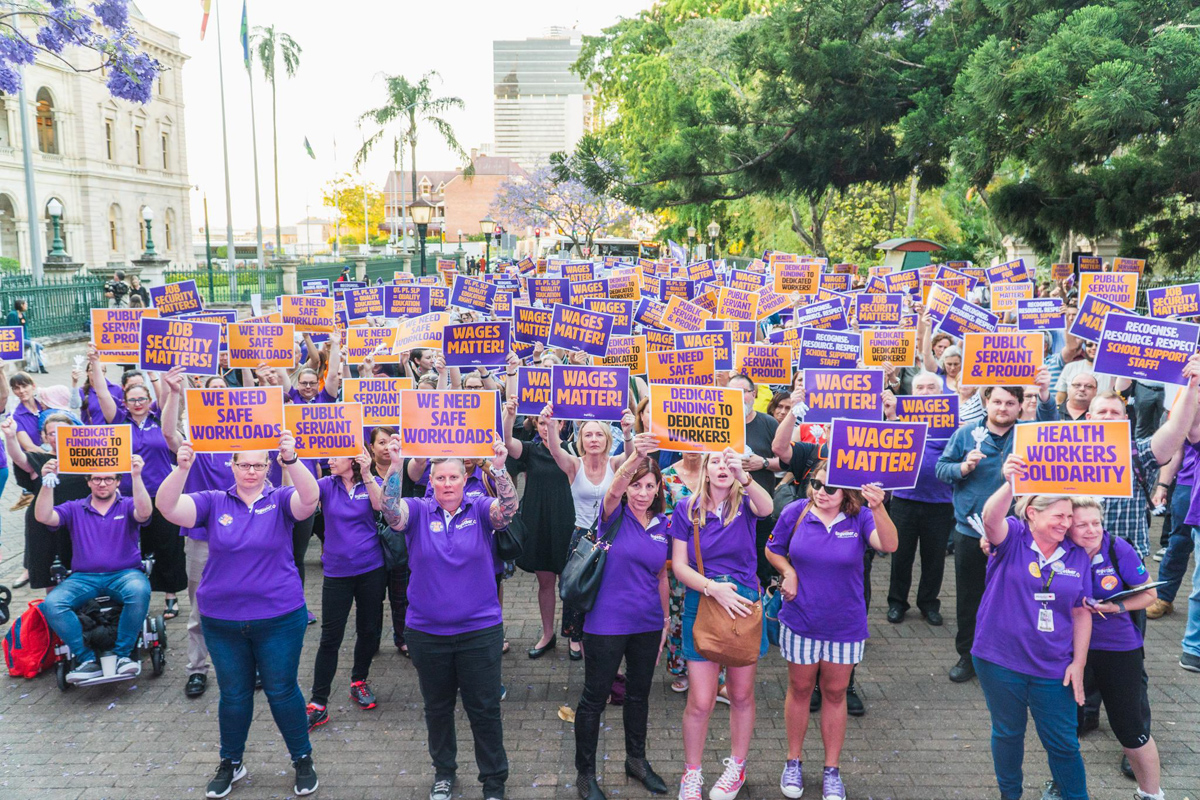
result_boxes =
[1101,581,1169,604]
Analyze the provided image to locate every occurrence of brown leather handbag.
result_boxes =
[690,517,763,667]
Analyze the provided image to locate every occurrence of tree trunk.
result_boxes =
[906,173,919,230]
[409,115,419,200]
[271,70,282,254]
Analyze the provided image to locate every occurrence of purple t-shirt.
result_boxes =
[668,494,761,590]
[1179,440,1200,488]
[1087,532,1149,652]
[288,386,336,406]
[318,475,385,578]
[972,517,1090,679]
[401,495,502,635]
[768,501,876,642]
[585,505,669,636]
[52,495,145,573]
[12,402,42,446]
[893,438,953,505]
[186,485,302,621]
[112,410,175,496]
[79,381,124,425]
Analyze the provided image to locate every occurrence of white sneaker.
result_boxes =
[679,768,704,800]
[1153,547,1167,562]
[709,758,746,800]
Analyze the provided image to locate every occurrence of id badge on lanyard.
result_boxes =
[1036,568,1056,633]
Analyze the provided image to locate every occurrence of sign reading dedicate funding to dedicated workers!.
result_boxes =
[56,424,132,474]
[648,384,746,453]
[1012,420,1133,498]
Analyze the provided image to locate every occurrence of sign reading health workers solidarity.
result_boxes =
[962,332,1043,385]
[399,390,501,459]
[1012,421,1132,498]
[140,317,220,375]
[186,387,284,453]
[826,419,927,491]
[802,369,884,423]
[648,385,745,453]
[550,365,630,422]
[1093,312,1200,385]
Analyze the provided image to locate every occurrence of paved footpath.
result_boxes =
[0,363,1198,800]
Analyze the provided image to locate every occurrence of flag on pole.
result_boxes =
[239,1,250,69]
[304,137,316,160]
[199,0,212,40]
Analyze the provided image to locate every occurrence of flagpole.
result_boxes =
[243,1,266,294]
[214,0,237,298]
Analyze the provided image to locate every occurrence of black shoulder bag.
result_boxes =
[559,503,625,613]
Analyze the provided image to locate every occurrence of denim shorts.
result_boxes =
[681,576,768,664]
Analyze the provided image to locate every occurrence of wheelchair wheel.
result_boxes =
[155,614,167,651]
[55,661,70,692]
[150,646,165,676]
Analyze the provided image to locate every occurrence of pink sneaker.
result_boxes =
[709,758,746,800]
[679,768,704,800]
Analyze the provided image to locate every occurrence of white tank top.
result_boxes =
[571,461,615,530]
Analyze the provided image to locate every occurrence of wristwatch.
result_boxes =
[281,454,298,465]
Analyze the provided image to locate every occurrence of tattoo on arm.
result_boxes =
[381,472,410,531]
[490,469,519,528]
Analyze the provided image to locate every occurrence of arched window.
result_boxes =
[108,204,122,253]
[0,98,10,148]
[35,89,57,154]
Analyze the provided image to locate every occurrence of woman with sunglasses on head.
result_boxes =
[89,352,186,621]
[670,447,774,800]
[764,462,898,800]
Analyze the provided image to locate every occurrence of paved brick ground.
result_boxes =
[0,364,1197,800]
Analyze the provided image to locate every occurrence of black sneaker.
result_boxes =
[809,685,822,712]
[66,659,102,684]
[349,680,377,710]
[1180,652,1200,672]
[846,681,865,717]
[430,775,455,800]
[1077,710,1099,737]
[1039,779,1061,800]
[205,759,246,799]
[306,702,329,731]
[949,655,976,683]
[293,754,318,796]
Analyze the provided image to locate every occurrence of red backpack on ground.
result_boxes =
[3,599,59,678]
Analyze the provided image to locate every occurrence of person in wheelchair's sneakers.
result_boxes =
[35,455,153,682]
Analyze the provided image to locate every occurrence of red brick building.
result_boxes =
[382,152,527,240]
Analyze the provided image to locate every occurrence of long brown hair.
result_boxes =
[620,456,665,517]
[806,460,864,516]
[688,452,746,526]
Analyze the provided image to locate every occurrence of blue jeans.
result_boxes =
[1157,485,1195,604]
[1183,527,1200,658]
[201,605,311,763]
[681,576,768,663]
[42,569,150,662]
[974,657,1089,800]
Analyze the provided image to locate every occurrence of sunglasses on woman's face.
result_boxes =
[808,479,839,495]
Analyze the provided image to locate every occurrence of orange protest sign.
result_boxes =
[392,312,448,353]
[1079,272,1138,310]
[280,295,336,332]
[228,322,295,368]
[772,258,820,295]
[990,281,1033,313]
[647,348,715,386]
[56,425,132,474]
[91,308,159,363]
[345,327,401,364]
[660,295,713,332]
[961,332,1044,386]
[1051,263,1073,281]
[1012,420,1132,498]
[343,378,403,426]
[285,403,365,458]
[734,343,793,386]
[755,289,792,319]
[398,390,501,458]
[185,387,285,453]
[600,335,647,375]
[861,329,916,367]
[648,384,746,453]
[716,287,760,321]
[241,312,283,325]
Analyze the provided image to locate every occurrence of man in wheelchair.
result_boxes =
[34,454,153,683]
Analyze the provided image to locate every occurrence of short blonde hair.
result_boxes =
[1070,496,1105,515]
[1014,493,1072,520]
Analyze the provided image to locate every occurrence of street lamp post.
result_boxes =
[408,198,434,277]
[534,227,542,259]
[454,228,465,272]
[707,220,721,261]
[479,214,496,273]
[686,225,696,263]
[46,198,67,260]
[142,206,157,258]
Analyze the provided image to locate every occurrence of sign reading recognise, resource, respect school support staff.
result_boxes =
[343,378,403,426]
[56,424,132,474]
[399,390,501,459]
[1012,421,1133,498]
[1017,298,1065,331]
[938,296,999,339]
[734,344,793,386]
[1093,312,1200,385]
[962,333,1043,385]
[149,280,203,317]
[826,419,928,491]
[228,322,295,368]
[1146,283,1200,319]
[791,299,848,331]
[0,326,23,361]
[861,329,916,367]
[547,305,614,357]
[798,328,859,370]
[140,317,221,375]
[281,295,337,332]
[895,394,959,440]
[803,369,884,423]
[92,308,159,363]
[186,386,285,453]
[648,385,746,454]
[550,365,630,422]
[1080,273,1138,310]
[442,322,511,370]
[285,403,364,458]
[516,367,551,415]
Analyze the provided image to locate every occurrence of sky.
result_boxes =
[133,0,653,231]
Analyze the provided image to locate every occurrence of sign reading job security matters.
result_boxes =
[1146,283,1200,319]
[1012,420,1132,498]
[140,317,221,375]
[149,280,203,317]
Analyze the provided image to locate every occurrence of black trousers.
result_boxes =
[387,564,410,646]
[142,505,186,593]
[1082,647,1153,748]
[755,516,777,589]
[954,531,989,657]
[1082,613,1147,719]
[292,511,315,584]
[310,567,387,706]
[888,498,954,615]
[407,623,508,796]
[575,629,660,776]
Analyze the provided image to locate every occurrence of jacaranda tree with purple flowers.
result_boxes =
[491,166,636,256]
[0,0,161,103]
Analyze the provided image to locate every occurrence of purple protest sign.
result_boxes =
[449,275,496,313]
[895,394,959,440]
[820,273,851,292]
[0,325,23,362]
[826,419,928,491]
[513,306,552,345]
[937,295,999,339]
[706,318,757,345]
[854,293,902,328]
[798,328,860,369]
[139,316,221,376]
[301,278,331,296]
[1016,298,1064,331]
[549,365,630,422]
[385,285,432,318]
[149,279,203,317]
[674,329,733,371]
[792,299,849,330]
[547,304,615,357]
[584,298,634,336]
[344,286,386,320]
[1093,312,1200,385]
[1070,294,1124,343]
[180,309,237,352]
[528,277,569,306]
[1146,283,1200,319]
[516,366,551,415]
[442,321,511,370]
[935,265,979,292]
[803,368,884,423]
[333,280,367,291]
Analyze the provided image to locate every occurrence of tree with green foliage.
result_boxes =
[321,174,385,245]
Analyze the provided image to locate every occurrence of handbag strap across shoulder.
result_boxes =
[597,501,626,546]
[692,498,705,578]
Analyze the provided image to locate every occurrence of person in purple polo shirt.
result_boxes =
[974,455,1093,800]
[669,447,773,800]
[573,434,670,800]
[35,454,152,683]
[155,432,321,800]
[305,450,386,730]
[765,460,898,800]
[381,435,519,800]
